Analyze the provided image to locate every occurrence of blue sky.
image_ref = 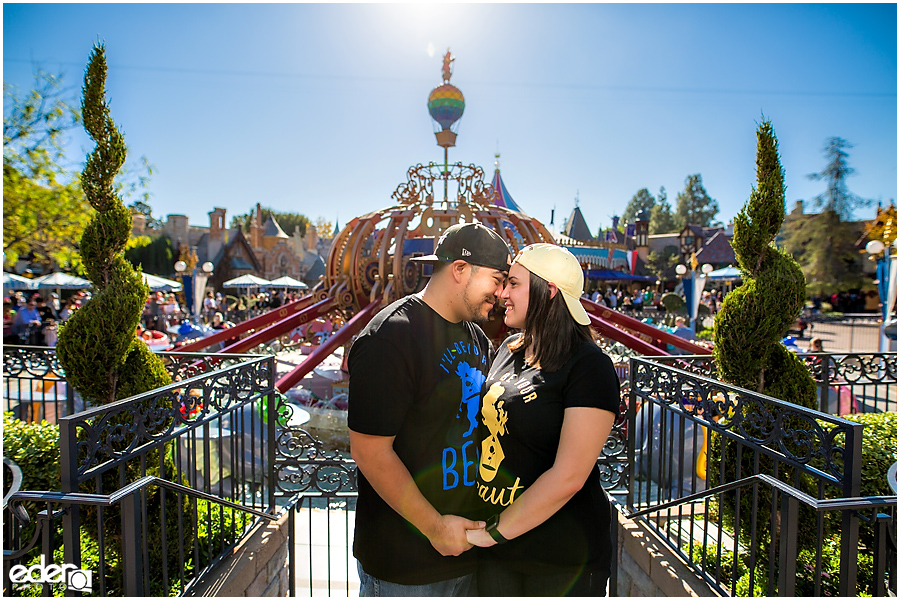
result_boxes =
[4,3,896,236]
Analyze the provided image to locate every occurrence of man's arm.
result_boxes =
[350,430,484,557]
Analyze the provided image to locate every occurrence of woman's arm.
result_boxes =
[467,406,615,547]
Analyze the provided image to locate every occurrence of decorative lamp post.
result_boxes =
[174,255,214,324]
[193,261,214,323]
[866,238,897,352]
[677,259,713,332]
[427,49,465,204]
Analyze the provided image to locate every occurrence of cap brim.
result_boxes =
[409,254,442,263]
[562,292,591,326]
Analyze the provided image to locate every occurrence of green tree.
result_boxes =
[621,188,656,225]
[56,43,170,405]
[806,137,871,219]
[780,138,872,296]
[3,69,89,271]
[124,234,174,276]
[674,174,720,229]
[780,208,864,296]
[231,206,310,237]
[644,246,680,280]
[4,68,157,271]
[649,187,677,233]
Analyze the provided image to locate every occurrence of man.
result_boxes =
[13,297,42,344]
[35,294,58,323]
[348,222,512,596]
[670,316,697,355]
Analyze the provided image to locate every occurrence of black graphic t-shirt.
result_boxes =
[348,295,492,585]
[473,333,620,573]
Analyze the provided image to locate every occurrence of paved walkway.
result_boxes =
[294,506,359,597]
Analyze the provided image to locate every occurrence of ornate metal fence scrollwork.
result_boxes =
[630,357,861,486]
[271,395,356,498]
[3,345,74,424]
[649,351,896,415]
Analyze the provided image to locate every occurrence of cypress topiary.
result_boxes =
[709,119,819,565]
[53,44,191,595]
[56,43,171,404]
[712,119,816,407]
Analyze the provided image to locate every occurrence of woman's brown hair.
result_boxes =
[508,270,595,372]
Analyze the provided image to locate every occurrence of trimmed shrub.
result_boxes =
[55,42,171,406]
[708,120,819,559]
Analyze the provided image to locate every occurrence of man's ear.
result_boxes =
[548,282,559,300]
[451,260,470,283]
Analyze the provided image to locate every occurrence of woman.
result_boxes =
[467,243,620,596]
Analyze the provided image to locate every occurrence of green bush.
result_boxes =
[661,292,686,313]
[2,411,61,493]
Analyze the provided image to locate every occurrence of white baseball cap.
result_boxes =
[514,243,591,326]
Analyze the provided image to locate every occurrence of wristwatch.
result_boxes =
[485,514,509,545]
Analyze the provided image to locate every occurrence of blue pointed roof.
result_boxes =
[490,159,523,213]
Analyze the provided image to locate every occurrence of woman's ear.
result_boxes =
[547,282,559,300]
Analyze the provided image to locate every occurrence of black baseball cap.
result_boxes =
[410,222,512,272]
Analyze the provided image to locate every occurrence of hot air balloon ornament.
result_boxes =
[428,49,465,149]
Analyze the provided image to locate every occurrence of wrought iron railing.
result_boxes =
[2,351,292,596]
[649,352,897,415]
[625,356,897,596]
[4,476,300,596]
[2,346,74,424]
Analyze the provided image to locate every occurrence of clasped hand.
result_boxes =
[427,514,489,556]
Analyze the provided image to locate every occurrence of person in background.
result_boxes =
[211,311,230,330]
[467,244,620,596]
[807,337,824,353]
[35,294,57,324]
[203,291,217,323]
[348,223,512,596]
[13,297,42,344]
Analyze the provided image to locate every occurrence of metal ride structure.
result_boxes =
[178,50,709,397]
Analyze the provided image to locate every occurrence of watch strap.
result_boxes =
[486,514,509,544]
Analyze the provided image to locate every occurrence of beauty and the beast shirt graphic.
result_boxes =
[438,341,486,491]
[476,374,534,507]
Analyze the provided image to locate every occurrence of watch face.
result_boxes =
[487,514,500,530]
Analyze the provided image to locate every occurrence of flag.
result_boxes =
[626,223,636,237]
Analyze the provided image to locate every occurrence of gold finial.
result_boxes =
[690,252,699,272]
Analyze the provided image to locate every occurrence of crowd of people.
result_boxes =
[584,285,725,315]
[3,290,92,347]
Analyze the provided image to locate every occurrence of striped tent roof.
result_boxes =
[491,165,523,213]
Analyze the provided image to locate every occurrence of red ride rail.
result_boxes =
[581,298,711,356]
[222,297,337,355]
[175,295,316,353]
[275,299,382,393]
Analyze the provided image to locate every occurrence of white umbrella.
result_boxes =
[142,273,183,292]
[222,274,271,288]
[32,272,92,289]
[705,266,742,281]
[267,275,309,290]
[32,272,92,301]
[2,272,36,291]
